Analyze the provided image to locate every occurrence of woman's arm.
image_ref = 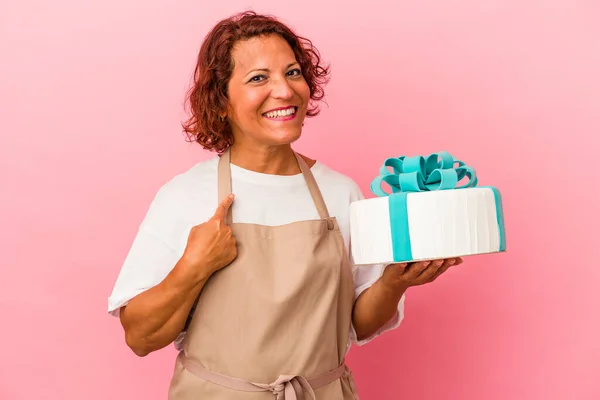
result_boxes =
[352,258,461,341]
[119,258,208,357]
[351,274,407,341]
[119,194,237,356]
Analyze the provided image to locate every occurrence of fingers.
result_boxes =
[403,261,433,279]
[404,257,461,284]
[425,258,460,282]
[418,259,445,281]
[391,262,407,273]
[430,261,452,281]
[211,194,235,221]
[227,236,238,260]
[393,257,463,289]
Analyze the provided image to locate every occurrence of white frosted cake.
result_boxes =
[349,152,506,265]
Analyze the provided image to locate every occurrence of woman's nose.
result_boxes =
[270,77,294,99]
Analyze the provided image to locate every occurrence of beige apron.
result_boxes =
[168,149,360,399]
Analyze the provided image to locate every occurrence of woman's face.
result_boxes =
[225,34,310,149]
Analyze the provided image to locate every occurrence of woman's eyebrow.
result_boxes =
[244,62,299,77]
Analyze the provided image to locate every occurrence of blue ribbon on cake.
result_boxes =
[370,151,478,197]
[367,151,504,262]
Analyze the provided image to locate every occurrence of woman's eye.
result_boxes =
[249,75,266,83]
[287,68,301,76]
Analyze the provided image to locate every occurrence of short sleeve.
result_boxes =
[107,192,181,318]
[347,181,406,346]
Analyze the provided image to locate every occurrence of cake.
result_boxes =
[349,151,506,265]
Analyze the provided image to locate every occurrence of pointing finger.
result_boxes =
[211,194,235,221]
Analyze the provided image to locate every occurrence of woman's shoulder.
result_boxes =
[311,159,364,202]
[150,156,220,210]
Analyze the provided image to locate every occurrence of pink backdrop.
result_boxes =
[2,0,599,399]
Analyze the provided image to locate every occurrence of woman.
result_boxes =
[107,11,461,399]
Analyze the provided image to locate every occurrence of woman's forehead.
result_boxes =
[231,35,296,72]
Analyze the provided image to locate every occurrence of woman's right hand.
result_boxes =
[181,194,238,281]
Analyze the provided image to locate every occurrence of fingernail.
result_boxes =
[435,260,444,266]
[423,261,431,266]
[448,259,455,265]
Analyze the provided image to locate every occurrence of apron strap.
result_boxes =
[293,151,330,220]
[179,351,347,400]
[217,148,331,223]
[217,149,234,225]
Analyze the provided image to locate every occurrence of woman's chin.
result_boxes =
[264,128,303,146]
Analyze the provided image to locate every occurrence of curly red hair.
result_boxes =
[181,11,330,153]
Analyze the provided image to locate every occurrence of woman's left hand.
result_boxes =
[381,257,463,292]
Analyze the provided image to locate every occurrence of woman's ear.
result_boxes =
[223,102,233,121]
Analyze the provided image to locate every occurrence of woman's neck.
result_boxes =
[228,143,314,175]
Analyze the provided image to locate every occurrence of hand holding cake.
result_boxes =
[382,257,464,291]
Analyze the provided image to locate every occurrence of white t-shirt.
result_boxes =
[107,155,405,352]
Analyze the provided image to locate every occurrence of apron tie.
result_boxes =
[179,352,346,399]
[257,374,315,399]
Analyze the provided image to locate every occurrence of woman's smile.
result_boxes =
[262,106,298,121]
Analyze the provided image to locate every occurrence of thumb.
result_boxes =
[211,194,234,221]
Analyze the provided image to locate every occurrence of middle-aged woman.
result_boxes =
[107,11,462,400]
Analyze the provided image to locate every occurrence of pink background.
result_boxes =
[2,0,599,399]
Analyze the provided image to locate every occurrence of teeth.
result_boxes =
[264,107,295,118]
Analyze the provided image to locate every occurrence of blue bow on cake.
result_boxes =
[370,151,478,197]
